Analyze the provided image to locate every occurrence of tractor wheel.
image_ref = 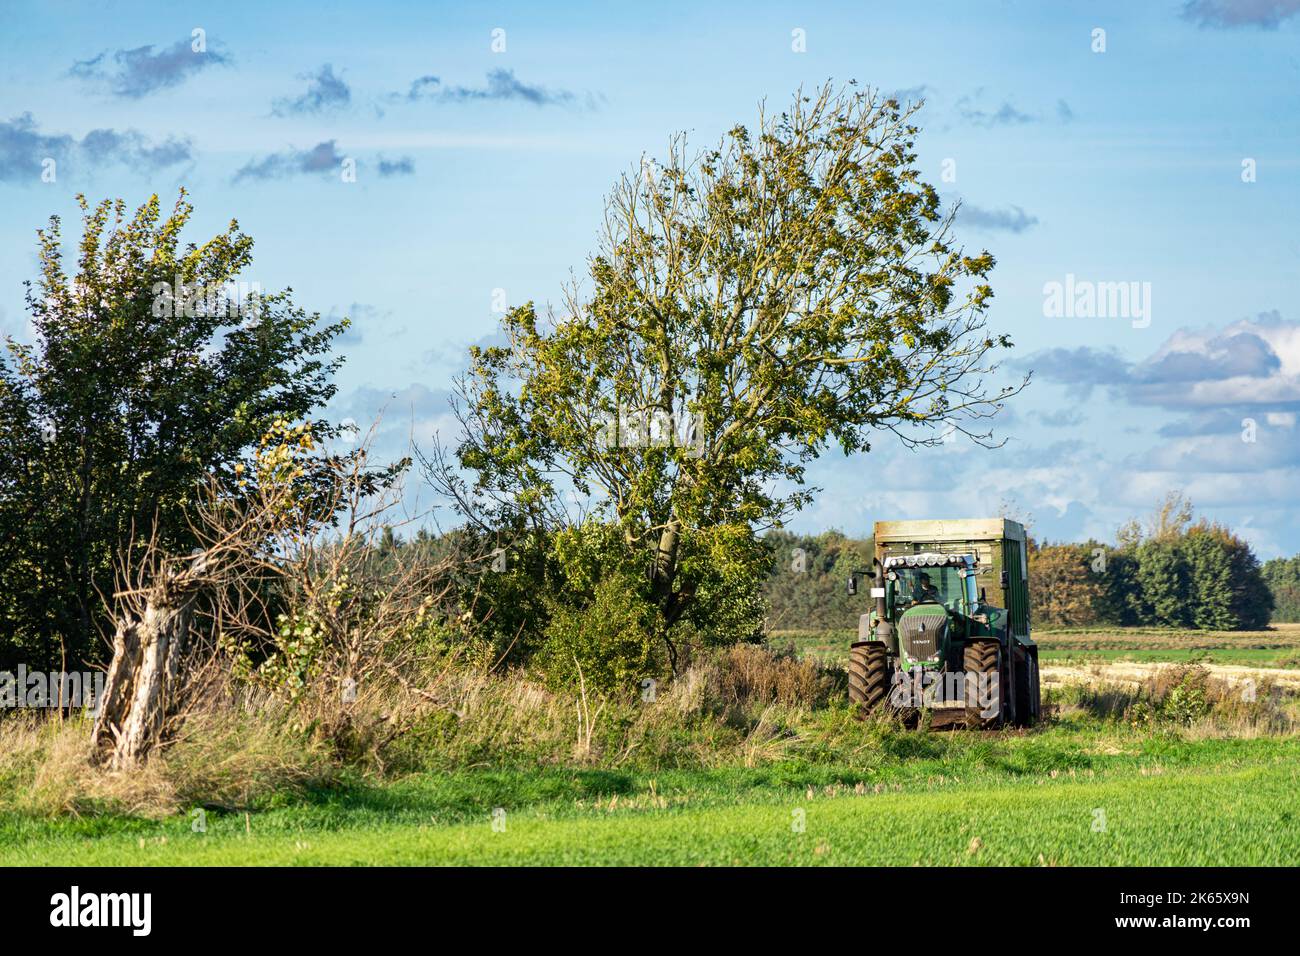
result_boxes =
[962,639,1003,728]
[1015,645,1041,727]
[848,641,890,712]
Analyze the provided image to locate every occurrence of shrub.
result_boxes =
[1067,664,1291,733]
[536,573,667,694]
[457,519,770,678]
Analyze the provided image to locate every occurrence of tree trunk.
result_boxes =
[652,516,686,674]
[91,582,193,769]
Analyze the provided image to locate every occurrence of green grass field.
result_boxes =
[3,626,1296,867]
[3,725,1296,866]
[772,622,1300,669]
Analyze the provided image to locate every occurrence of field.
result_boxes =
[2,626,1297,867]
[772,622,1300,669]
[2,734,1297,866]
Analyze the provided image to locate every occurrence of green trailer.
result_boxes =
[846,518,1040,727]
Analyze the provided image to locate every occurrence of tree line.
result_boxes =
[763,495,1282,632]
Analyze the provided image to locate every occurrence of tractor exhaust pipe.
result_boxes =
[873,558,897,654]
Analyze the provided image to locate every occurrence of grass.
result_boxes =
[2,635,1296,867]
[3,727,1296,865]
[3,702,1297,866]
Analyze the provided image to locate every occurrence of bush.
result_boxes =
[536,573,667,694]
[456,519,770,678]
[1066,664,1290,734]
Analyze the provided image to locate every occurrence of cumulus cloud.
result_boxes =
[272,64,351,116]
[391,69,581,107]
[958,202,1039,233]
[0,112,192,182]
[956,96,1034,127]
[70,39,229,98]
[233,142,415,183]
[233,140,346,182]
[888,84,931,105]
[1037,407,1085,428]
[377,156,415,177]
[954,90,1075,128]
[1181,0,1300,28]
[1014,346,1130,399]
[1024,313,1300,408]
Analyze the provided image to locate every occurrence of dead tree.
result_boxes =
[90,417,462,770]
[91,556,206,768]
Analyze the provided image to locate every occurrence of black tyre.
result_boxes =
[962,639,1003,728]
[848,641,890,711]
[1014,645,1041,727]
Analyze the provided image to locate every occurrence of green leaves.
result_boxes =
[442,82,1022,663]
[0,192,347,669]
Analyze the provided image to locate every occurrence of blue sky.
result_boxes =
[2,0,1299,554]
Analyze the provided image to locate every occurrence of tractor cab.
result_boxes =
[886,553,977,616]
[876,553,980,671]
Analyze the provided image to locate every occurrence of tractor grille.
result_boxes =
[899,608,947,662]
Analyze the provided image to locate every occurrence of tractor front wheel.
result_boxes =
[848,641,890,712]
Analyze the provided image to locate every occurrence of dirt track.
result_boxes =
[1042,661,1300,692]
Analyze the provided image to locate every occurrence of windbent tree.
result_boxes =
[436,83,1026,672]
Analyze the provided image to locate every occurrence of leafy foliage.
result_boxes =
[434,83,1021,669]
[1028,541,1104,627]
[536,572,666,693]
[0,193,347,670]
[1262,555,1300,623]
[1031,494,1273,631]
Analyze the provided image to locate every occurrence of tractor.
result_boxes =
[846,519,1041,727]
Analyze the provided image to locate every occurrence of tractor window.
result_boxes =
[891,566,964,609]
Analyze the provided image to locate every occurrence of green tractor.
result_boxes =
[847,519,1041,728]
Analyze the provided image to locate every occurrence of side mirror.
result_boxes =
[999,571,1009,588]
[847,574,858,596]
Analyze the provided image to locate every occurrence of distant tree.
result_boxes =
[1111,500,1271,631]
[1029,541,1103,628]
[1182,527,1235,630]
[1211,523,1273,630]
[1092,545,1142,627]
[0,192,348,670]
[1117,490,1194,549]
[762,529,873,631]
[1132,538,1191,629]
[1262,555,1300,623]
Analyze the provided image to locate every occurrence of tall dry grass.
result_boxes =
[5,651,1296,821]
[1059,662,1295,736]
[0,704,335,819]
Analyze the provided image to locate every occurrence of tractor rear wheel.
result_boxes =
[1014,645,1041,727]
[848,641,890,712]
[962,639,1003,728]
